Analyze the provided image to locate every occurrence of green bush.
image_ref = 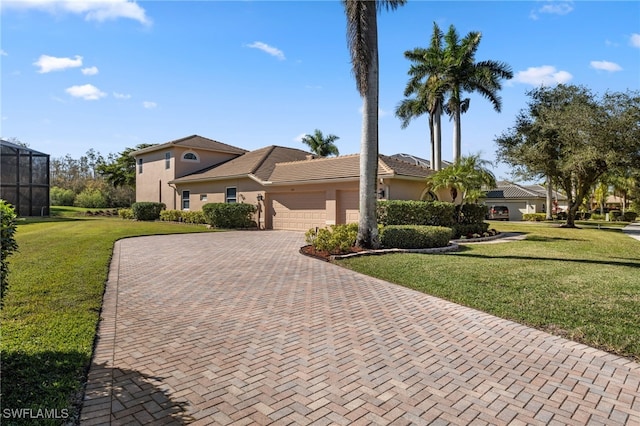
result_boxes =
[182,211,206,224]
[458,204,489,224]
[160,210,183,222]
[450,223,490,239]
[590,213,606,221]
[118,208,134,220]
[522,213,547,222]
[610,211,622,221]
[1,200,18,305]
[202,203,256,228]
[74,188,107,208]
[50,186,76,206]
[622,211,637,222]
[377,200,456,227]
[131,202,166,221]
[380,225,452,249]
[305,223,359,254]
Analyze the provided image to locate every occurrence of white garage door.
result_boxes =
[337,190,359,224]
[271,192,326,230]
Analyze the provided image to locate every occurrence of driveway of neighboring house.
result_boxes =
[623,222,640,242]
[81,231,639,425]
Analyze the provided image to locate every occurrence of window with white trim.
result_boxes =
[225,187,237,203]
[200,194,208,202]
[182,190,190,210]
[137,158,143,173]
[182,152,199,162]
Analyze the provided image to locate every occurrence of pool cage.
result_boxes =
[1,139,50,216]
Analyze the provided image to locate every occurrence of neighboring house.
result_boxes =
[483,181,568,221]
[133,135,443,230]
[0,139,50,216]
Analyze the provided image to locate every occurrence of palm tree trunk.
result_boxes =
[429,115,435,170]
[356,4,380,249]
[434,102,442,171]
[453,107,462,163]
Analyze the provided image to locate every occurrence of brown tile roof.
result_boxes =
[133,134,247,156]
[485,181,567,200]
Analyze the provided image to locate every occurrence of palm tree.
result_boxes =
[395,22,447,171]
[426,153,496,205]
[300,129,340,157]
[344,0,405,249]
[441,25,513,162]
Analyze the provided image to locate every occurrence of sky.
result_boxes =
[1,0,639,181]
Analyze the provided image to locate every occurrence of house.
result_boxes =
[483,181,568,221]
[0,139,50,216]
[133,135,443,230]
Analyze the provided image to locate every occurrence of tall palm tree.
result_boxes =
[442,25,513,162]
[344,0,405,249]
[300,129,340,157]
[396,22,447,171]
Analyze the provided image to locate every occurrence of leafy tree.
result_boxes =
[97,144,155,188]
[496,85,640,227]
[344,0,406,249]
[396,22,447,171]
[441,25,513,162]
[300,129,340,157]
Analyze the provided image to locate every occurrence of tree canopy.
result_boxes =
[300,130,340,157]
[495,85,640,227]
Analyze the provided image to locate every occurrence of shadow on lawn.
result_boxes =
[457,252,640,268]
[1,350,191,425]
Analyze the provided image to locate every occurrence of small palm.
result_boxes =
[300,129,340,157]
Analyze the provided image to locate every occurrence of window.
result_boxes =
[200,194,208,202]
[182,152,199,162]
[182,190,190,210]
[165,152,171,169]
[225,187,237,203]
[138,158,143,173]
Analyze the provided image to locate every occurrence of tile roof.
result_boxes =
[485,181,567,200]
[132,134,247,156]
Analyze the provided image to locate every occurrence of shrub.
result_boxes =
[450,223,489,239]
[160,210,183,222]
[50,186,76,206]
[202,203,256,228]
[74,188,108,208]
[610,211,623,221]
[377,200,456,227]
[380,225,452,249]
[131,202,166,221]
[590,213,605,221]
[118,208,134,220]
[522,213,547,222]
[182,211,206,224]
[457,204,489,224]
[1,200,18,305]
[622,211,638,222]
[305,223,359,253]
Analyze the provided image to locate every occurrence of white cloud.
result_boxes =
[34,54,82,73]
[143,101,157,109]
[0,49,7,56]
[3,0,151,25]
[246,41,285,60]
[530,1,574,20]
[65,84,107,100]
[293,133,307,143]
[631,33,640,48]
[513,65,573,86]
[81,66,99,75]
[590,60,622,72]
[113,92,131,99]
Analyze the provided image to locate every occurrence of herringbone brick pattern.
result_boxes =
[81,231,640,425]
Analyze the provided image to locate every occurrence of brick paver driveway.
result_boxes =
[81,231,640,425]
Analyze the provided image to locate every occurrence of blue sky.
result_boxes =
[2,0,639,180]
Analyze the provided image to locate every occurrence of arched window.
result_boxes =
[421,190,438,201]
[182,151,199,162]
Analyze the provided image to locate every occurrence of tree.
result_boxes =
[426,153,496,205]
[396,22,447,171]
[441,25,513,162]
[300,129,340,157]
[496,85,640,228]
[97,144,155,188]
[344,0,406,249]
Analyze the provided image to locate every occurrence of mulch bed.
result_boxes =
[299,245,365,262]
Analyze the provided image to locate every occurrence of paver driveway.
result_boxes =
[81,231,640,425]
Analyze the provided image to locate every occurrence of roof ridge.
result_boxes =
[250,145,277,175]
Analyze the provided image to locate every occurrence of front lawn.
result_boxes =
[0,216,215,425]
[338,221,640,362]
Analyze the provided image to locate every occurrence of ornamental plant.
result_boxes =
[1,200,18,306]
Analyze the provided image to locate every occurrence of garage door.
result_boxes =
[337,190,359,224]
[271,192,326,230]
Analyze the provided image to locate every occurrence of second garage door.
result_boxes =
[270,192,326,230]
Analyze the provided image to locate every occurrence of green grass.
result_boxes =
[1,216,216,425]
[339,221,640,362]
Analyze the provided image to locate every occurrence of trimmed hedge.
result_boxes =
[1,200,18,305]
[450,223,489,239]
[305,223,359,254]
[377,200,456,227]
[623,211,638,222]
[457,204,488,224]
[380,225,452,249]
[523,213,547,222]
[202,203,256,228]
[160,209,182,222]
[118,208,134,220]
[131,202,165,221]
[182,211,206,224]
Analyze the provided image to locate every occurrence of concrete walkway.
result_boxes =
[623,222,640,242]
[81,231,640,425]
